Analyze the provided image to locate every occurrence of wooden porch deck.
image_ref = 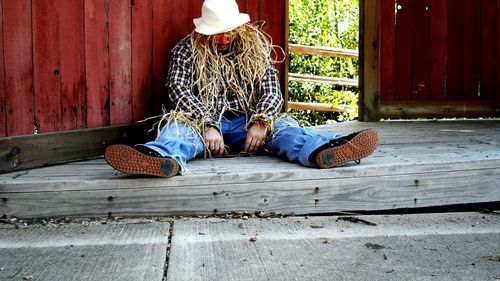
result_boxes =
[1,120,499,218]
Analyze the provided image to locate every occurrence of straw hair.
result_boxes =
[189,23,276,118]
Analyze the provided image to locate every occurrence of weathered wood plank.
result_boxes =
[3,0,34,136]
[60,0,87,131]
[394,0,413,101]
[430,0,447,100]
[151,0,170,115]
[288,101,353,113]
[445,0,464,100]
[288,44,358,59]
[109,0,133,125]
[360,0,380,121]
[33,0,62,133]
[463,0,481,101]
[380,0,396,101]
[0,121,154,173]
[0,0,5,137]
[131,0,153,122]
[1,163,498,218]
[84,0,110,128]
[410,0,431,100]
[379,100,499,119]
[288,73,358,87]
[480,0,498,101]
[1,121,499,218]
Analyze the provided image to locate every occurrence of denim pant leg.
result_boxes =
[220,115,248,152]
[265,116,343,167]
[141,121,205,172]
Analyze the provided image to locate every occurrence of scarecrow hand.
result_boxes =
[205,127,225,157]
[245,122,267,154]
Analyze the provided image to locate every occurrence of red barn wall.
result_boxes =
[0,0,288,137]
[379,0,500,118]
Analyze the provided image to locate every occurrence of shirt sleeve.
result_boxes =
[251,63,284,125]
[166,38,219,129]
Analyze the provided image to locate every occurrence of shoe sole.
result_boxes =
[104,144,179,178]
[315,130,379,169]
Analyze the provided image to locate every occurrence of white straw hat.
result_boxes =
[193,0,250,35]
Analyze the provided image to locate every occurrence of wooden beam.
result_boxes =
[288,73,358,87]
[288,101,353,113]
[359,0,381,121]
[289,44,359,59]
[379,100,500,119]
[0,119,156,173]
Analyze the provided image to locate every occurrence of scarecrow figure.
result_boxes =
[105,0,379,177]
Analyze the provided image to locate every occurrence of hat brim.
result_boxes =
[193,14,250,35]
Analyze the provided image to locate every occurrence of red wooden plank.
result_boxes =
[84,0,110,128]
[33,0,62,133]
[394,0,413,101]
[445,0,464,100]
[261,0,285,53]
[152,0,171,114]
[430,0,447,100]
[480,0,497,100]
[3,0,34,136]
[238,0,259,23]
[409,0,431,100]
[498,0,500,103]
[380,0,396,101]
[109,0,132,125]
[59,0,86,131]
[463,0,481,101]
[131,0,153,122]
[261,0,287,82]
[151,0,197,113]
[0,0,6,137]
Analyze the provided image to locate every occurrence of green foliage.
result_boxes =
[288,0,359,126]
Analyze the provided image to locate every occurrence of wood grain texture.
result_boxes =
[446,0,465,100]
[394,0,413,101]
[60,0,87,131]
[463,0,481,101]
[379,100,499,119]
[131,0,153,122]
[0,120,155,173]
[1,120,498,218]
[109,0,133,125]
[151,0,170,114]
[84,0,110,128]
[32,0,62,133]
[480,0,498,101]
[360,0,380,121]
[0,0,5,137]
[380,0,396,102]
[2,0,34,136]
[430,0,447,100]
[409,0,431,100]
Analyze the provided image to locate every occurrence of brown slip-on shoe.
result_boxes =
[104,144,179,178]
[310,129,379,169]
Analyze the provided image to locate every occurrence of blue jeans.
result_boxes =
[142,115,341,172]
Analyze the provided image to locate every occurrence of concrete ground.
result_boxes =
[1,212,499,281]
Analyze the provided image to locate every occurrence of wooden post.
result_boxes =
[360,0,381,121]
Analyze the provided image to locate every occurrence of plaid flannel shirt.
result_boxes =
[166,36,284,130]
